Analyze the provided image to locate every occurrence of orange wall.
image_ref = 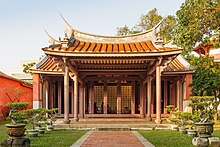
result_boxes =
[0,77,33,115]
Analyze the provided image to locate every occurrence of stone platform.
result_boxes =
[54,118,171,131]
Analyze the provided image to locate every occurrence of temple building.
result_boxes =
[31,18,194,124]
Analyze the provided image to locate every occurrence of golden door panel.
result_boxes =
[122,86,132,113]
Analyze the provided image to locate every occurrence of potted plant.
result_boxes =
[45,108,58,131]
[178,112,191,134]
[186,113,198,137]
[189,96,219,138]
[23,109,41,137]
[165,105,179,130]
[5,102,29,137]
[1,102,30,147]
[35,108,47,134]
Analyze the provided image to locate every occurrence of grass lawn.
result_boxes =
[139,129,220,147]
[0,121,87,147]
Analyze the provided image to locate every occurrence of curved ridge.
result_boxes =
[60,14,164,40]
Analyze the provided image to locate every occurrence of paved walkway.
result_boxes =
[71,131,154,147]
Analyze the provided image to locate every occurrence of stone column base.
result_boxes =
[63,119,71,124]
[72,118,79,122]
[155,119,162,124]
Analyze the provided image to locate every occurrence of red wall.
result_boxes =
[0,77,33,116]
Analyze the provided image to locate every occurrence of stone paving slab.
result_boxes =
[71,131,154,147]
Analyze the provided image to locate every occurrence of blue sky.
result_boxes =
[0,0,184,68]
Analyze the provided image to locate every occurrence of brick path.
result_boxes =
[81,131,143,147]
[71,131,152,147]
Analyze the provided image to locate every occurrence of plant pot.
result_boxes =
[171,124,178,131]
[26,129,39,137]
[46,125,54,131]
[38,127,46,134]
[195,122,214,138]
[187,129,197,137]
[5,123,26,138]
[178,126,187,134]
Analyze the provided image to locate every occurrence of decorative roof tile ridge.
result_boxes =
[35,55,48,69]
[176,54,194,70]
[60,15,164,43]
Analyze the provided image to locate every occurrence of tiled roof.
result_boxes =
[43,40,181,54]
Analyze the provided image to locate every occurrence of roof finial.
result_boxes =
[59,13,74,36]
[44,29,60,45]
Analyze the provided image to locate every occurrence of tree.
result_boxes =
[116,25,132,36]
[23,62,36,75]
[116,8,176,42]
[137,8,162,31]
[174,0,220,55]
[188,55,220,97]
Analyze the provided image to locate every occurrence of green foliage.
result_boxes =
[6,102,29,110]
[139,130,194,147]
[6,112,28,124]
[116,25,133,36]
[137,8,162,31]
[23,109,43,130]
[188,55,220,97]
[0,121,87,147]
[189,96,219,123]
[174,0,220,55]
[6,102,29,124]
[116,8,176,42]
[165,105,178,113]
[23,62,36,75]
[45,108,59,125]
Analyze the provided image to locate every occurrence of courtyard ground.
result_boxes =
[0,121,220,147]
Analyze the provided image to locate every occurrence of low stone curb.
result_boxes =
[70,131,92,147]
[132,131,155,147]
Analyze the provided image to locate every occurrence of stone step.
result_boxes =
[95,127,130,131]
[54,123,171,130]
[78,118,148,122]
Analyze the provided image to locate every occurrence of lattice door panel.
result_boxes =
[122,86,132,113]
[107,86,117,113]
[94,86,104,108]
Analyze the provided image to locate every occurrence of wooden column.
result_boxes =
[73,75,79,121]
[71,81,74,115]
[151,81,155,114]
[140,80,145,118]
[179,81,183,111]
[49,81,54,109]
[89,81,94,114]
[131,81,135,114]
[39,80,43,108]
[103,81,108,114]
[45,81,49,110]
[117,81,122,114]
[79,83,84,118]
[63,59,70,124]
[171,81,177,107]
[164,81,168,114]
[42,81,46,108]
[58,81,62,114]
[147,76,152,119]
[155,65,161,124]
[177,81,180,110]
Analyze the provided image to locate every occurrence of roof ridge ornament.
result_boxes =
[44,29,60,45]
[59,13,74,37]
